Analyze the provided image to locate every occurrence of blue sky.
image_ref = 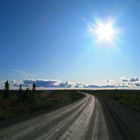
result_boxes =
[1,0,140,84]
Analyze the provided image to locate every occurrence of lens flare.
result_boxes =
[89,19,119,43]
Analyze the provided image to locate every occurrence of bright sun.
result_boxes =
[95,22,115,41]
[89,19,118,43]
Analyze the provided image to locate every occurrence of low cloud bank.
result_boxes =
[1,76,140,89]
[22,80,84,88]
[120,76,140,88]
[10,79,139,89]
[121,76,139,82]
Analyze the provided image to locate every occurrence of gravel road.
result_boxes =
[0,91,139,140]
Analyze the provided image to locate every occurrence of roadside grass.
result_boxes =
[0,90,84,121]
[80,89,140,111]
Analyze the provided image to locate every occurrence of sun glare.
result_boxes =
[95,22,115,41]
[89,19,118,43]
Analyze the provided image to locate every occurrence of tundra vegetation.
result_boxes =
[83,89,140,111]
[0,81,84,121]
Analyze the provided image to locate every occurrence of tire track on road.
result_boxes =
[0,92,110,140]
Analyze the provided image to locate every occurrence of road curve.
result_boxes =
[0,92,109,140]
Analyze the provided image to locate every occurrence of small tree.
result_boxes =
[30,83,36,103]
[32,83,36,91]
[18,84,22,101]
[25,87,29,100]
[5,80,9,91]
[3,80,10,98]
[19,84,22,91]
[26,87,29,93]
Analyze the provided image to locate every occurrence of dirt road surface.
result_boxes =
[0,92,139,140]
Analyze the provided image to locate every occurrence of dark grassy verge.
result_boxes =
[80,89,140,111]
[0,90,84,122]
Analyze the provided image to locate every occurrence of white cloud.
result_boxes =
[1,76,140,89]
[120,76,129,82]
[21,80,85,89]
[15,79,129,89]
[0,80,4,89]
[129,77,139,82]
[134,82,140,87]
[120,76,140,82]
